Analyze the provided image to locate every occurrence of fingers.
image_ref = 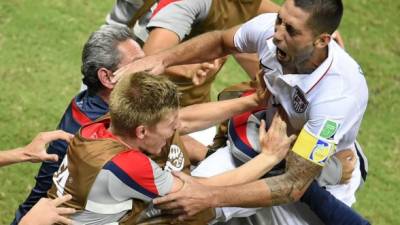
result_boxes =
[258,119,266,140]
[41,153,59,162]
[112,67,127,83]
[332,30,345,49]
[56,207,76,215]
[163,208,186,215]
[270,111,285,132]
[200,62,215,70]
[57,215,74,225]
[288,134,297,144]
[52,194,73,207]
[153,193,179,205]
[40,130,74,143]
[335,149,356,184]
[155,200,183,210]
[334,148,354,159]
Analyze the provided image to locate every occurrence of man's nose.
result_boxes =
[273,24,284,45]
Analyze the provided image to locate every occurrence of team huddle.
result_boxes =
[9,0,371,224]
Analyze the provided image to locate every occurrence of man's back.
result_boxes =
[11,90,109,224]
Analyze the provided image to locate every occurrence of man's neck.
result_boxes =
[97,89,111,104]
[108,125,139,149]
[283,46,328,75]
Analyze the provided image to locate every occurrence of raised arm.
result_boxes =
[0,130,74,167]
[170,112,295,190]
[113,26,240,81]
[198,113,296,187]
[144,27,226,85]
[178,92,266,135]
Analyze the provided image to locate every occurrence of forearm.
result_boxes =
[233,53,260,79]
[0,148,30,167]
[161,31,234,68]
[210,151,321,208]
[164,64,201,79]
[209,179,272,208]
[179,94,260,134]
[199,153,278,187]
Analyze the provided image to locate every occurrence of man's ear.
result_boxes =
[98,68,115,90]
[135,125,147,139]
[314,33,331,49]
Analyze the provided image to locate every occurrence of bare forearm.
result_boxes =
[209,179,272,208]
[199,153,278,187]
[179,94,259,134]
[233,53,260,79]
[210,151,321,208]
[161,31,234,68]
[0,148,29,167]
[164,64,201,79]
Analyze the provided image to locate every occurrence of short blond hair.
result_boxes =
[110,72,179,136]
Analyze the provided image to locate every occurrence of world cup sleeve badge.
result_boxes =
[292,127,336,166]
[319,119,340,140]
[292,86,309,113]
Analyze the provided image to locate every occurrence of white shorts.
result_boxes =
[188,126,216,146]
[191,146,360,225]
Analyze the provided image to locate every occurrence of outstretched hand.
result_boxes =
[24,130,74,163]
[332,30,345,49]
[259,112,297,163]
[192,57,226,85]
[334,149,356,184]
[254,69,270,106]
[19,195,76,225]
[112,55,166,83]
[153,171,214,221]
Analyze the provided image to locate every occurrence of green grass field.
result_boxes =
[0,0,399,224]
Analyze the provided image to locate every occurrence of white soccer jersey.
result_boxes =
[234,13,368,206]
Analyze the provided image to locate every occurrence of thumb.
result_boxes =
[258,119,266,139]
[43,153,59,162]
[288,134,297,144]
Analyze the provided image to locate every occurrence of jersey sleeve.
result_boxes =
[103,150,174,202]
[305,96,364,151]
[147,0,211,41]
[233,13,277,53]
[292,94,365,166]
[106,0,145,25]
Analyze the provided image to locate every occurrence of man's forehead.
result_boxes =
[118,39,145,63]
[280,0,311,30]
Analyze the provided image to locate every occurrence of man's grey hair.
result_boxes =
[81,24,135,95]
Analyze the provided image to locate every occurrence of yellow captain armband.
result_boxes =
[292,127,336,167]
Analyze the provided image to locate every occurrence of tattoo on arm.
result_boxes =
[264,151,322,205]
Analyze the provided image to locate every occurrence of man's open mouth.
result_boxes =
[276,47,288,61]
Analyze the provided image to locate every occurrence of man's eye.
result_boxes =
[286,26,297,36]
[276,16,282,25]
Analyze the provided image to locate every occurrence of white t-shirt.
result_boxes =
[234,13,368,205]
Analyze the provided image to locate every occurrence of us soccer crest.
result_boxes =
[292,86,309,113]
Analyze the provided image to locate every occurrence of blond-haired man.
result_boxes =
[48,72,294,224]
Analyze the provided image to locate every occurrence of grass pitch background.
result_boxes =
[0,0,399,224]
